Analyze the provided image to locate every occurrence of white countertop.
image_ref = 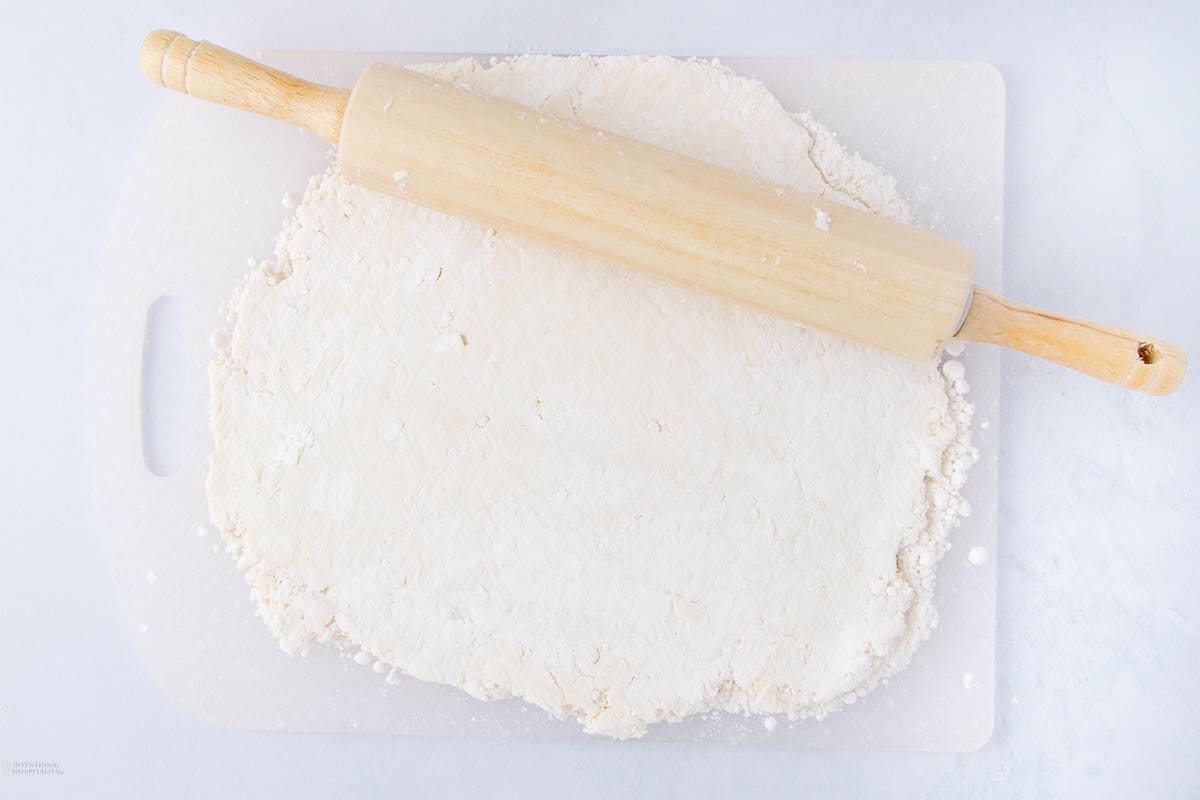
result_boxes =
[2,1,1197,797]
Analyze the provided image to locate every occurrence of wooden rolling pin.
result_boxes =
[139,30,1187,395]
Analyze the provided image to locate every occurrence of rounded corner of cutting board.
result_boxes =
[135,659,242,731]
[970,60,1007,100]
[958,705,997,753]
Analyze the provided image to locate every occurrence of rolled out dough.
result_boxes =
[208,55,976,739]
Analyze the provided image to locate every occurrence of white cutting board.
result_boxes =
[88,53,1003,750]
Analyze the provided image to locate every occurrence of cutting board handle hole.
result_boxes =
[141,295,187,477]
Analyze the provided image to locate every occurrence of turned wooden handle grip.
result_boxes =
[957,287,1187,395]
[138,30,348,143]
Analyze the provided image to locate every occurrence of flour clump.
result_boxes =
[208,55,976,739]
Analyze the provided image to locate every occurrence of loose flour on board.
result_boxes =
[207,55,977,739]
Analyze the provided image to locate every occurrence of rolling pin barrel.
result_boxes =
[338,63,975,361]
[138,30,1187,395]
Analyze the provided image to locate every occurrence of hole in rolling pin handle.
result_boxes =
[1136,342,1161,365]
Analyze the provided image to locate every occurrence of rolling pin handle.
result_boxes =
[956,286,1186,396]
[137,29,348,144]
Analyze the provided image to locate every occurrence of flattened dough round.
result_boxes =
[208,55,975,738]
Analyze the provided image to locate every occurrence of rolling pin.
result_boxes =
[139,31,1187,395]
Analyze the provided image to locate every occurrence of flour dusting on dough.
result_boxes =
[208,55,976,739]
